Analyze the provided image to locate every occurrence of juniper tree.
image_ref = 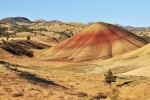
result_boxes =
[104,69,117,84]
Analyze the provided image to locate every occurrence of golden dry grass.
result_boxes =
[0,62,150,100]
[0,22,150,100]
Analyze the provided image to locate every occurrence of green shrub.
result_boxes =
[104,69,117,84]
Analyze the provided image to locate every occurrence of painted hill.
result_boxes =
[36,22,148,62]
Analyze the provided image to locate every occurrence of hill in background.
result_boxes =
[0,17,33,25]
[36,22,148,62]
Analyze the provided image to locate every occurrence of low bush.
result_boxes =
[104,69,117,84]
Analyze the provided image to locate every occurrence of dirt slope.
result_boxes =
[36,22,148,62]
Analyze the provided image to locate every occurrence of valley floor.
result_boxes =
[0,61,150,100]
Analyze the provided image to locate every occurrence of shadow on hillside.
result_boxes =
[18,72,61,86]
[4,64,67,89]
[1,40,51,57]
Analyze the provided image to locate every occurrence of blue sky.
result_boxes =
[0,0,150,27]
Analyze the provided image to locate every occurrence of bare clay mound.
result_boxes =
[36,22,148,62]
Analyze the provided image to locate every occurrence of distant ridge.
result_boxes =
[0,17,33,25]
[35,19,47,23]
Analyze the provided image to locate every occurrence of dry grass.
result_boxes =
[0,61,150,100]
[0,22,150,100]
